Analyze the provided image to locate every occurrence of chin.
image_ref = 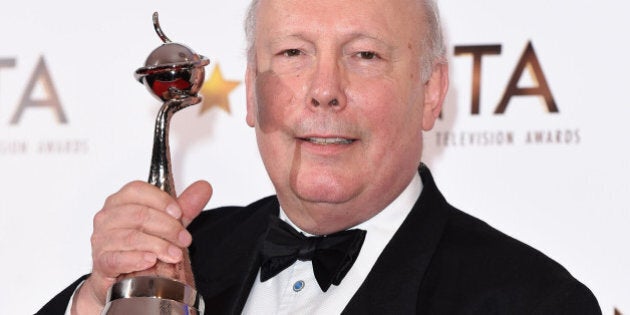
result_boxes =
[293,181,358,205]
[297,188,353,205]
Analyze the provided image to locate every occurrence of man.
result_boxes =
[38,0,601,314]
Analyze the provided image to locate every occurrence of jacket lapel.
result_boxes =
[190,197,280,315]
[342,165,451,313]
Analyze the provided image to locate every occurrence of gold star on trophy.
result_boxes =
[199,63,241,114]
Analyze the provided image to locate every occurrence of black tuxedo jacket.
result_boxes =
[38,165,600,314]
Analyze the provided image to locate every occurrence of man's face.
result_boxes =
[246,0,448,234]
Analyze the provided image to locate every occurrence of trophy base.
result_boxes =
[103,276,204,315]
[104,297,201,315]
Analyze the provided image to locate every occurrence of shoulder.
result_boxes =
[422,205,600,313]
[441,207,564,274]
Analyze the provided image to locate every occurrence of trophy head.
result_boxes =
[135,13,209,101]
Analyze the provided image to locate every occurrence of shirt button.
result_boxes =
[293,280,305,292]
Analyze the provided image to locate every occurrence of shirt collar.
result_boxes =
[278,172,423,237]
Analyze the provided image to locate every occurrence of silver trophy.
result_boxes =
[102,12,209,315]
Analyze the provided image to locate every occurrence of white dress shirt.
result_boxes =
[242,173,422,314]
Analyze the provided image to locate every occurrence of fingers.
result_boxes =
[90,181,187,277]
[178,180,212,227]
[85,180,212,307]
[92,227,185,270]
[95,250,158,277]
[93,201,191,249]
[105,181,183,219]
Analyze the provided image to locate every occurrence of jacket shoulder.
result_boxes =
[420,205,600,313]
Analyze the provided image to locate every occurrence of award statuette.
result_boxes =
[102,12,209,315]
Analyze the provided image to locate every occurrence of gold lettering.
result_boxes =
[454,45,502,114]
[495,41,558,114]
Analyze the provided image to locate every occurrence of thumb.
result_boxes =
[177,180,212,227]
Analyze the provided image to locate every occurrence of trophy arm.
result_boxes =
[131,94,202,284]
[148,95,202,196]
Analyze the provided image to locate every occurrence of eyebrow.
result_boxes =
[266,32,394,50]
[267,34,311,46]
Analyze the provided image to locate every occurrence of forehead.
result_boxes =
[255,0,424,44]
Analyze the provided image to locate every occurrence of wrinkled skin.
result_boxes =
[246,0,448,235]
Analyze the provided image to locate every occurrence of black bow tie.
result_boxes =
[259,215,367,292]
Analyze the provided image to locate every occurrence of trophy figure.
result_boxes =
[102,12,209,315]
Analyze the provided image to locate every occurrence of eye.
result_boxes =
[282,49,302,57]
[357,51,378,60]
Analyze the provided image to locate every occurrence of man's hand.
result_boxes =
[71,180,212,315]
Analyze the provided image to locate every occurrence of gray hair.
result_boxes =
[244,0,446,81]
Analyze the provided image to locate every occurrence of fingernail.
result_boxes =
[166,204,181,219]
[178,230,192,246]
[168,245,182,261]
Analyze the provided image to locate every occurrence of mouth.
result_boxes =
[300,137,356,145]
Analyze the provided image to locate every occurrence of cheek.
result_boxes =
[351,77,425,155]
[254,71,301,134]
[351,77,420,127]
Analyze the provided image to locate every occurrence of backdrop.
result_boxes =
[0,1,626,313]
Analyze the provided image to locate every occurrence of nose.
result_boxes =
[311,98,339,107]
[307,56,346,110]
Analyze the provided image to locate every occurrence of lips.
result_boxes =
[303,137,355,145]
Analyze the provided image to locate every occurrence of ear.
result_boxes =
[421,63,449,131]
[245,65,256,127]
